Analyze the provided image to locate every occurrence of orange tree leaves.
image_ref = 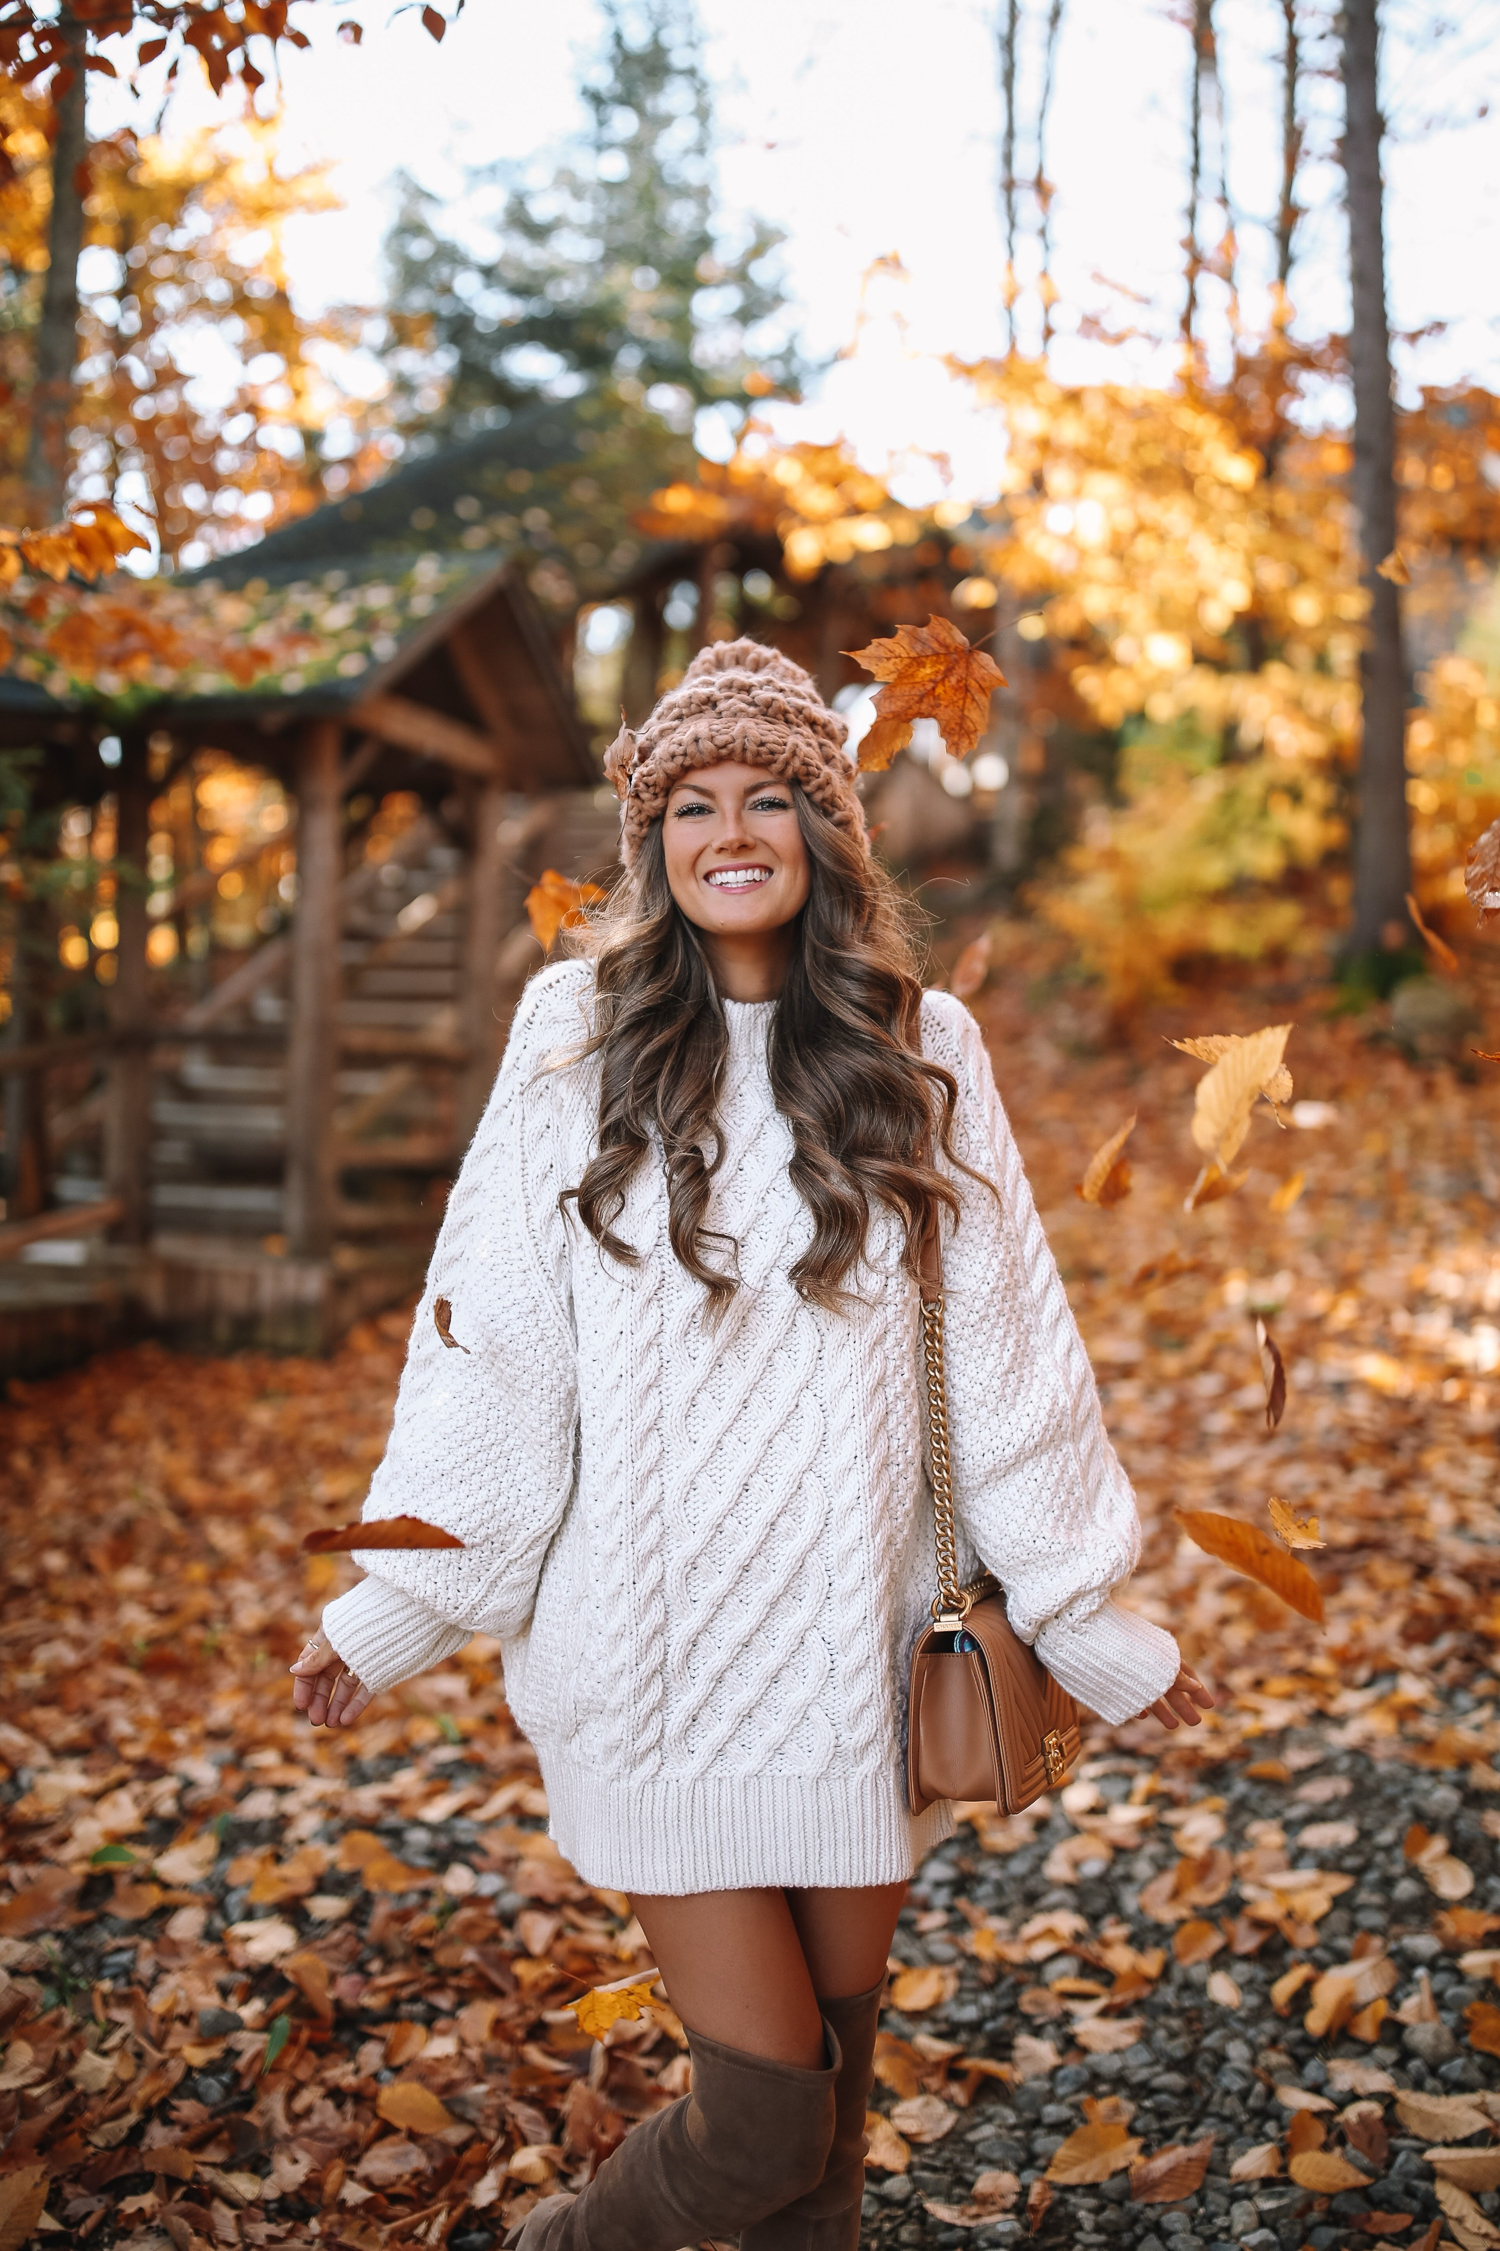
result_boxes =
[0,4,457,98]
[845,614,1006,771]
[0,507,146,587]
[1176,1508,1325,1623]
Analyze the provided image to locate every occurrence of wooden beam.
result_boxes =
[284,719,343,1259]
[457,778,511,1142]
[447,621,521,785]
[104,731,153,1246]
[352,690,503,780]
[0,1198,123,1264]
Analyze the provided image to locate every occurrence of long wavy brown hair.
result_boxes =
[558,785,979,1310]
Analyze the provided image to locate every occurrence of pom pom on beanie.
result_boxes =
[606,638,866,864]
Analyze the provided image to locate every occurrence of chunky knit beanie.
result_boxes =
[603,638,867,867]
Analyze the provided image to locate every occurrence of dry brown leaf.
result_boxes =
[1342,2105,1389,2167]
[1327,2059,1398,2097]
[890,2093,957,2144]
[845,614,1007,768]
[1045,2122,1143,2184]
[1183,1160,1249,1210]
[1270,1962,1316,2013]
[1229,2143,1281,2180]
[1173,1023,1293,1168]
[1430,2150,1500,2194]
[1255,1318,1287,1428]
[1275,2085,1337,2113]
[888,1964,959,2012]
[1378,548,1413,584]
[302,1514,464,1555]
[1073,2018,1145,2054]
[1395,2092,1492,2141]
[864,2111,911,2173]
[1289,2149,1369,2193]
[1078,1114,1136,1208]
[1406,892,1460,973]
[336,1829,436,1894]
[525,868,607,950]
[1287,2109,1326,2156]
[1348,1998,1389,2042]
[1025,2178,1053,2233]
[1435,2177,1500,2250]
[433,1296,470,1353]
[1205,1968,1242,2008]
[1171,1919,1223,1967]
[1268,1169,1306,1214]
[1269,1497,1323,1550]
[1130,2136,1213,2203]
[1010,2033,1060,2079]
[281,1949,334,2023]
[1176,1508,1323,1621]
[375,2082,456,2134]
[1467,817,1500,925]
[1466,2001,1500,2057]
[950,931,993,1000]
[0,2163,49,2251]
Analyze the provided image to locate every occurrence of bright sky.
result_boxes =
[109,0,1500,505]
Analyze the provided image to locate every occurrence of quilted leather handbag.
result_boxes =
[906,1220,1082,1816]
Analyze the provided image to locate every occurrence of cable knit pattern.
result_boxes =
[322,962,1180,1895]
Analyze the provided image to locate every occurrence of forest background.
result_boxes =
[3,0,1500,1021]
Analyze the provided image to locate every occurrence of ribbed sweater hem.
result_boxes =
[540,1755,955,1895]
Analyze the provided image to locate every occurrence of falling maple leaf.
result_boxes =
[950,930,993,1000]
[845,614,1007,771]
[1268,1169,1305,1215]
[1175,1508,1324,1622]
[302,1515,464,1554]
[1269,1498,1323,1550]
[1172,1025,1293,1171]
[569,1975,662,2041]
[1078,1114,1136,1208]
[1255,1317,1287,1427]
[1377,548,1412,585]
[1405,892,1459,973]
[1467,819,1500,927]
[526,868,608,950]
[433,1297,470,1353]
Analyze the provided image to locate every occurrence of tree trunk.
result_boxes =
[104,732,152,1245]
[1340,0,1411,953]
[1276,0,1303,294]
[284,721,343,1261]
[24,16,88,522]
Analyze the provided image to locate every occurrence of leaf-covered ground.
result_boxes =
[3,939,1499,2251]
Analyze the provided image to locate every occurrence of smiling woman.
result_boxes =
[296,637,1204,2251]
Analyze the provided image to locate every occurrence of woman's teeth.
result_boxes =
[705,867,771,889]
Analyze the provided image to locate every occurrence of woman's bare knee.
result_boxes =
[629,1887,826,2065]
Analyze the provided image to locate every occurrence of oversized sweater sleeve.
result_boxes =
[320,960,589,1695]
[921,990,1180,1724]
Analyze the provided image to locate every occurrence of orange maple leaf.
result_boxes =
[526,868,608,951]
[844,614,1007,771]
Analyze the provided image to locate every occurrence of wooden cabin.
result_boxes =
[0,472,619,1374]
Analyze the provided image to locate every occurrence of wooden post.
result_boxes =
[285,719,343,1260]
[104,730,152,1244]
[457,778,511,1144]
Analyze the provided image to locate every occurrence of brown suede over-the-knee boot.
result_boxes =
[507,2019,840,2251]
[737,1978,884,2250]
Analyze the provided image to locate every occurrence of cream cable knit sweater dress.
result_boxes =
[323,960,1180,1894]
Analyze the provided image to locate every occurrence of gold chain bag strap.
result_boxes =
[906,1216,1082,1816]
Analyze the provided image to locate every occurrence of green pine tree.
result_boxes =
[386,0,798,442]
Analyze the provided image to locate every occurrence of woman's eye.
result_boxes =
[673,800,712,817]
[751,795,791,812]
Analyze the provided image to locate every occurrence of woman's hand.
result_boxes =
[290,1630,374,1729]
[1145,1664,1214,1731]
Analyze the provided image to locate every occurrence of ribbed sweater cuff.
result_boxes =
[321,1576,470,1697]
[1034,1599,1181,1725]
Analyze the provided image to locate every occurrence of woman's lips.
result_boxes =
[704,865,772,889]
